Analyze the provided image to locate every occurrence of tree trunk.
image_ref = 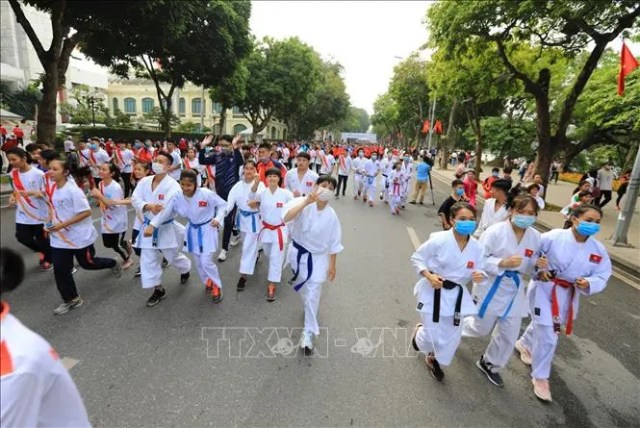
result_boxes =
[219,107,227,136]
[37,62,59,144]
[534,91,553,189]
[622,142,639,173]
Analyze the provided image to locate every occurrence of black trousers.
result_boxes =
[597,190,612,208]
[131,229,141,256]
[551,171,559,183]
[121,172,133,197]
[221,206,239,251]
[15,223,52,263]
[336,175,348,196]
[315,164,321,174]
[616,182,628,207]
[102,232,129,261]
[52,244,116,302]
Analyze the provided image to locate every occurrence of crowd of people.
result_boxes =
[1,132,614,424]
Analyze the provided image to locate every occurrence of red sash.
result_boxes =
[114,149,124,167]
[339,156,346,172]
[260,221,285,251]
[44,183,76,247]
[551,278,575,335]
[89,150,97,165]
[98,181,114,231]
[184,158,192,169]
[11,169,38,209]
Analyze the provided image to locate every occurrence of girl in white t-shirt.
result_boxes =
[90,163,133,270]
[6,147,52,270]
[45,158,122,315]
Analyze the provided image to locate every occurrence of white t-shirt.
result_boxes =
[0,305,90,427]
[597,168,613,191]
[89,149,110,178]
[113,148,134,173]
[169,150,182,181]
[98,180,128,234]
[48,182,98,249]
[11,167,48,225]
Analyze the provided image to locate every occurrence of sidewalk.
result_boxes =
[430,166,640,278]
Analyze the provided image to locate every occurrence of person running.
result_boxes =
[400,153,414,208]
[410,201,487,381]
[0,247,90,427]
[474,179,511,238]
[410,156,431,205]
[199,134,244,261]
[387,161,406,215]
[335,150,352,199]
[6,147,52,270]
[437,179,467,230]
[226,160,265,291]
[284,152,318,198]
[463,170,478,207]
[515,204,611,402]
[282,175,343,351]
[253,168,294,301]
[131,152,192,307]
[183,147,204,187]
[363,152,381,207]
[462,194,545,387]
[615,169,631,210]
[256,142,287,186]
[173,170,227,303]
[90,163,133,270]
[44,157,122,315]
[112,140,135,197]
[130,160,151,277]
[352,149,367,200]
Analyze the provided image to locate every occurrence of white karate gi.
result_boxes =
[173,188,227,290]
[319,152,336,175]
[282,198,343,335]
[474,198,509,238]
[519,228,611,379]
[379,156,395,200]
[255,187,294,283]
[387,169,406,213]
[226,179,265,275]
[352,156,366,196]
[284,168,318,197]
[410,230,487,366]
[363,159,381,202]
[462,221,542,371]
[400,161,413,205]
[131,175,191,288]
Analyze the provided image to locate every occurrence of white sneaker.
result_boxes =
[54,296,83,315]
[300,330,314,350]
[71,267,78,275]
[230,234,241,247]
[217,249,227,262]
[515,340,532,366]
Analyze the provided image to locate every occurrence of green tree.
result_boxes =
[371,93,399,143]
[428,0,640,184]
[0,81,41,120]
[209,63,248,135]
[81,0,252,137]
[142,107,180,131]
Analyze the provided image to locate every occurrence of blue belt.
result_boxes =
[142,217,174,247]
[186,218,212,253]
[236,209,258,233]
[291,240,312,292]
[478,270,520,319]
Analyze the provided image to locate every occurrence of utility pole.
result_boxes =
[200,86,205,131]
[611,145,640,246]
[427,96,437,150]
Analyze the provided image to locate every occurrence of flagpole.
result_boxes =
[427,96,437,150]
[611,145,640,246]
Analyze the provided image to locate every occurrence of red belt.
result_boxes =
[551,277,575,335]
[260,221,285,251]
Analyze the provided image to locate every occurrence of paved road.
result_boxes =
[1,176,638,427]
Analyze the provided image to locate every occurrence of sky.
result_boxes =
[250,1,432,115]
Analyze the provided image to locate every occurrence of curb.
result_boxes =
[430,168,640,282]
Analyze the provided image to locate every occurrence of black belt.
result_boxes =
[432,279,463,326]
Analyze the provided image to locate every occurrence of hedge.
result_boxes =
[76,128,208,143]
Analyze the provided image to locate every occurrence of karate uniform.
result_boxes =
[131,175,191,288]
[462,221,542,371]
[363,159,381,202]
[379,156,395,200]
[400,161,413,205]
[518,229,611,379]
[410,230,487,366]
[284,168,318,197]
[387,169,406,213]
[0,304,90,427]
[226,179,265,275]
[255,187,294,283]
[168,150,183,181]
[173,188,227,290]
[282,198,343,335]
[352,156,366,196]
[474,198,509,238]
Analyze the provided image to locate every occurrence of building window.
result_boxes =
[232,106,242,116]
[282,129,287,140]
[233,124,247,134]
[213,102,223,114]
[142,97,154,113]
[112,98,118,112]
[192,98,202,115]
[124,98,136,114]
[179,98,186,115]
[271,126,276,139]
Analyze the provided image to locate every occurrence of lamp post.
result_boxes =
[85,95,97,128]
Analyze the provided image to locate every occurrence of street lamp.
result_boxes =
[85,95,97,128]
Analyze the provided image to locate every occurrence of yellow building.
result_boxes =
[106,78,287,139]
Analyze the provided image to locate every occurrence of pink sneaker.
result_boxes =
[532,378,552,402]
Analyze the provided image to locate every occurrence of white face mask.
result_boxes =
[316,186,333,202]
[152,162,166,175]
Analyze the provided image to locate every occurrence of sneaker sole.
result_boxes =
[411,323,422,352]
[146,294,167,307]
[476,359,504,387]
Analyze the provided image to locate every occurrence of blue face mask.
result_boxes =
[89,143,97,150]
[576,220,600,237]
[492,172,499,177]
[455,188,465,197]
[512,214,536,229]
[454,219,477,235]
[404,156,410,162]
[134,143,142,149]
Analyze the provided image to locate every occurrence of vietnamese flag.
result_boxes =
[433,120,443,135]
[421,120,431,134]
[618,41,638,96]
